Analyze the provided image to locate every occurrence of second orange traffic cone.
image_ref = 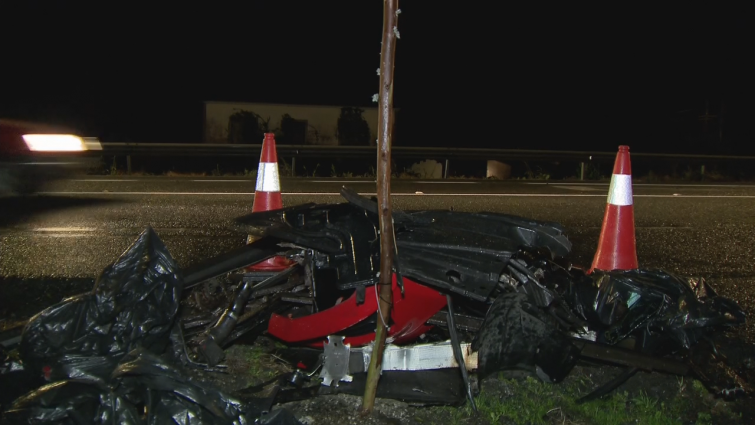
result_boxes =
[589,145,638,273]
[248,133,294,271]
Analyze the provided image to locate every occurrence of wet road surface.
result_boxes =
[2,177,754,339]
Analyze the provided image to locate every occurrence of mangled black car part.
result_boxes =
[474,250,749,400]
[235,186,572,306]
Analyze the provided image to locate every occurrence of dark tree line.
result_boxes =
[226,107,372,146]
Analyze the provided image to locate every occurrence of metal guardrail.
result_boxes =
[97,143,755,162]
[95,143,755,179]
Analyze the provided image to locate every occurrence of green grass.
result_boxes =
[243,168,257,179]
[440,375,738,425]
[223,344,282,383]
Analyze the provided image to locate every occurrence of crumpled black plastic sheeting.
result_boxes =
[3,379,141,424]
[3,227,302,425]
[4,349,301,424]
[566,269,746,349]
[18,227,182,383]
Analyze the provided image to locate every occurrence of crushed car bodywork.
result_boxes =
[179,187,751,400]
[233,187,572,345]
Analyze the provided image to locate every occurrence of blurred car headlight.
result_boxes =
[22,134,102,152]
[82,137,103,150]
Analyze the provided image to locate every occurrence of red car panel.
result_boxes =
[268,274,447,347]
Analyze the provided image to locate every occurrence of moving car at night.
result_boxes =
[0,119,102,196]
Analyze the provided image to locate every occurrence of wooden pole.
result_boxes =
[361,0,399,414]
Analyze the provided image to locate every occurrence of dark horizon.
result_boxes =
[1,2,752,154]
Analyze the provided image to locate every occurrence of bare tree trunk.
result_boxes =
[360,0,399,415]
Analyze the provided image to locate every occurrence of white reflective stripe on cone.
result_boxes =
[256,162,281,192]
[607,174,633,206]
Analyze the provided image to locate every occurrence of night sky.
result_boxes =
[1,2,752,154]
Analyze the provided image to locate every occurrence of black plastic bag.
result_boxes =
[112,349,260,425]
[18,227,182,382]
[5,349,301,425]
[3,379,142,424]
[4,228,301,424]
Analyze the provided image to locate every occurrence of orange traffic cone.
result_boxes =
[252,133,283,212]
[589,145,638,273]
[248,133,294,272]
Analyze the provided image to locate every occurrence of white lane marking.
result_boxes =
[32,227,97,232]
[556,185,603,191]
[308,180,480,184]
[31,234,94,238]
[37,191,755,198]
[415,181,479,184]
[72,179,137,182]
[310,180,376,183]
[192,180,250,182]
[25,162,82,165]
[67,179,755,189]
[541,182,755,188]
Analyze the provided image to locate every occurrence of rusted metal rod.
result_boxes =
[361,0,400,415]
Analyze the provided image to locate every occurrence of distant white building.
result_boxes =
[204,101,397,146]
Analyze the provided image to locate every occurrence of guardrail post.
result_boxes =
[700,164,705,178]
[126,155,132,175]
[444,159,449,179]
[580,161,585,180]
[291,157,296,177]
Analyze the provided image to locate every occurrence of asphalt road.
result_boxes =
[2,176,755,340]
